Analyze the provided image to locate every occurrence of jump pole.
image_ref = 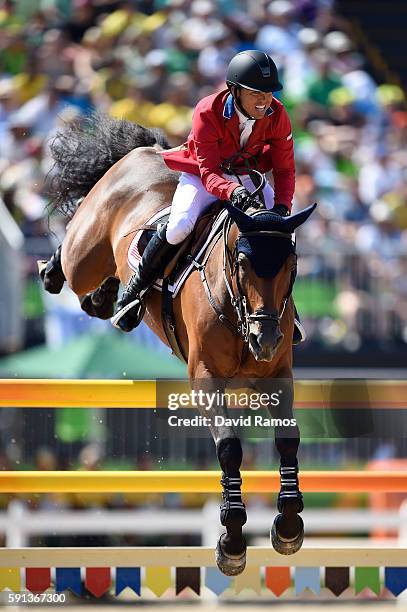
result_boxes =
[0,546,405,567]
[0,470,406,492]
[1,379,407,408]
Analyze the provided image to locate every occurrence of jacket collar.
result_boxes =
[222,93,274,119]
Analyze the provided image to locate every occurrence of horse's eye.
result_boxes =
[238,255,250,271]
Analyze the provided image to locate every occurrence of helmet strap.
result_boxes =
[230,85,256,120]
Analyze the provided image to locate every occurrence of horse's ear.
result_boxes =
[224,201,256,232]
[276,203,317,233]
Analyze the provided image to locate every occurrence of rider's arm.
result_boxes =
[258,106,295,210]
[192,106,240,201]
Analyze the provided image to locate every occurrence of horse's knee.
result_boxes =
[166,215,195,245]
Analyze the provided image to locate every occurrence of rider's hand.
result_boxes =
[271,204,290,217]
[230,186,256,211]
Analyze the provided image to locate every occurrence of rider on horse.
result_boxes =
[112,49,305,342]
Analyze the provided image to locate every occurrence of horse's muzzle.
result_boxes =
[248,323,283,362]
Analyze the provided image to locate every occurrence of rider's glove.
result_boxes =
[230,186,256,211]
[271,204,290,217]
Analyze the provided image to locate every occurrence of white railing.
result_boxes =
[0,198,24,352]
[0,499,401,548]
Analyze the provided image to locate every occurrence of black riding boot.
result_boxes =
[112,223,179,332]
[293,303,306,345]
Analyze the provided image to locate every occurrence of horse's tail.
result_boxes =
[47,112,170,218]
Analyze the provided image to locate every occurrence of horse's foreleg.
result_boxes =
[38,245,66,294]
[79,277,120,319]
[190,368,247,576]
[257,374,304,554]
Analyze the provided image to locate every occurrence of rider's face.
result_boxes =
[238,88,273,120]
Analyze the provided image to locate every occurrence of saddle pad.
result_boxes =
[127,206,229,297]
[127,206,171,290]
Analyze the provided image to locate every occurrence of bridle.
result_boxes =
[222,215,297,342]
[190,208,297,345]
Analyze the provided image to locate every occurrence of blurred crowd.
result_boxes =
[1,0,407,351]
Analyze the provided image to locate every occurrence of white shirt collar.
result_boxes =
[234,101,255,125]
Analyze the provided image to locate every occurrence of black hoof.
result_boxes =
[271,514,304,555]
[215,534,246,576]
[91,278,119,308]
[79,294,99,318]
[38,260,65,294]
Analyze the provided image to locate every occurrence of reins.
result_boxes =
[189,209,297,345]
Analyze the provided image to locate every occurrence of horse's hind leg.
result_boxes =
[79,277,120,320]
[38,245,65,294]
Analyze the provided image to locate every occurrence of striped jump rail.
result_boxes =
[0,546,406,598]
[1,379,407,408]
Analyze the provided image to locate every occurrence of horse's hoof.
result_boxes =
[270,514,304,555]
[38,260,65,294]
[215,534,246,576]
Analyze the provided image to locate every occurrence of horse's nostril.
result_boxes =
[249,333,260,353]
[275,332,284,348]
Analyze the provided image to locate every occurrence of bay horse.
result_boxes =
[41,114,316,576]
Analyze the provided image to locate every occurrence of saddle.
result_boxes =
[128,201,225,291]
[127,202,227,362]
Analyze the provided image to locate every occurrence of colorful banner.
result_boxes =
[204,567,232,595]
[145,567,171,597]
[175,567,200,595]
[295,567,320,595]
[265,566,290,596]
[55,568,81,595]
[0,568,20,592]
[234,567,261,595]
[25,568,51,594]
[85,568,111,598]
[325,567,349,596]
[115,567,141,596]
[384,567,407,597]
[355,567,380,595]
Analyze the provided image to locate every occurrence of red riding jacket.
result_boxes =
[160,88,295,208]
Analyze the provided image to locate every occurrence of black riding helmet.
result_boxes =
[226,50,283,93]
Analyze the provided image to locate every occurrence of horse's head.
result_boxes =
[225,202,317,362]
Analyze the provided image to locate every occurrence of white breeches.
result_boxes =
[166,172,275,245]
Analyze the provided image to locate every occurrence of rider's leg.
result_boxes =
[112,173,216,332]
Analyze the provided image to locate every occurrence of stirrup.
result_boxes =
[293,318,306,344]
[111,297,145,331]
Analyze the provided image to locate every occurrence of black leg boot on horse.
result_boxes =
[112,223,179,332]
[271,434,304,554]
[215,437,247,576]
[38,245,66,294]
[79,277,120,319]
